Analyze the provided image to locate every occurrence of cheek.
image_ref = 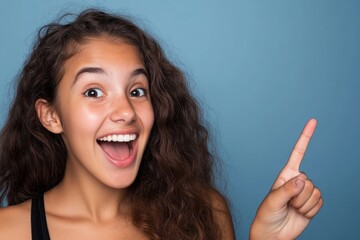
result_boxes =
[138,103,154,131]
[61,103,103,135]
[82,105,104,125]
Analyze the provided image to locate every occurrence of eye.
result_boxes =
[130,88,147,97]
[84,88,104,98]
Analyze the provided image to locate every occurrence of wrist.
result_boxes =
[249,220,276,240]
[249,221,262,240]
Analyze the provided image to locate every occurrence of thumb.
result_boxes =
[266,174,306,210]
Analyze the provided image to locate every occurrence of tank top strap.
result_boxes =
[31,193,50,240]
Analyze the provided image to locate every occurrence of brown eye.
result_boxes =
[84,88,104,98]
[130,88,146,97]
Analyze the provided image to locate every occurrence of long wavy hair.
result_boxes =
[0,9,222,239]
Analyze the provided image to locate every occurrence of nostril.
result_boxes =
[109,104,136,123]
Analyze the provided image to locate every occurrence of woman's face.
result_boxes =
[52,37,154,189]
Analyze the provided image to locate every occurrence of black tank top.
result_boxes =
[31,194,50,240]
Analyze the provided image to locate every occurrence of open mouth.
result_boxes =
[97,134,137,162]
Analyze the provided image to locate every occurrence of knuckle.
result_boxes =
[291,198,302,208]
[312,188,321,199]
[304,179,314,191]
[294,146,306,156]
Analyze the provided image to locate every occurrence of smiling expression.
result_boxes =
[49,37,154,189]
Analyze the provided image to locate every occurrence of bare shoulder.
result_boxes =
[209,189,236,240]
[0,200,31,239]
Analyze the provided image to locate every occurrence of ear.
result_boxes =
[35,99,63,134]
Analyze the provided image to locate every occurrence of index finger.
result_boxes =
[285,118,317,171]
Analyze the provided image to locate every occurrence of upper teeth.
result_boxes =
[98,134,136,142]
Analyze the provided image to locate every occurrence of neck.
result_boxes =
[45,162,129,223]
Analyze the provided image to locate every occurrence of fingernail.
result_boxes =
[298,173,307,180]
[296,179,305,188]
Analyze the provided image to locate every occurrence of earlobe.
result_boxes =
[35,99,63,134]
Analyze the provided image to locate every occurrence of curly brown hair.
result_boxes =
[0,9,224,239]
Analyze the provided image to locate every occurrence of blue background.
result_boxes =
[1,1,359,239]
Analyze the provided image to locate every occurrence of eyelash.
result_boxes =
[83,87,148,98]
[130,88,148,97]
[84,88,104,98]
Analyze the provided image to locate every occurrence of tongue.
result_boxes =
[100,142,130,161]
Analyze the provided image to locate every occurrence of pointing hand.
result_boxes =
[250,119,323,240]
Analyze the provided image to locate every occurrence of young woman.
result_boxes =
[0,9,322,239]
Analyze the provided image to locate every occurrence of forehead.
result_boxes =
[63,37,144,71]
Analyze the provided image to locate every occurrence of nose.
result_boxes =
[109,96,136,123]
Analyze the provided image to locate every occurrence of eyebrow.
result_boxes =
[131,68,148,79]
[73,67,148,85]
[73,67,106,85]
